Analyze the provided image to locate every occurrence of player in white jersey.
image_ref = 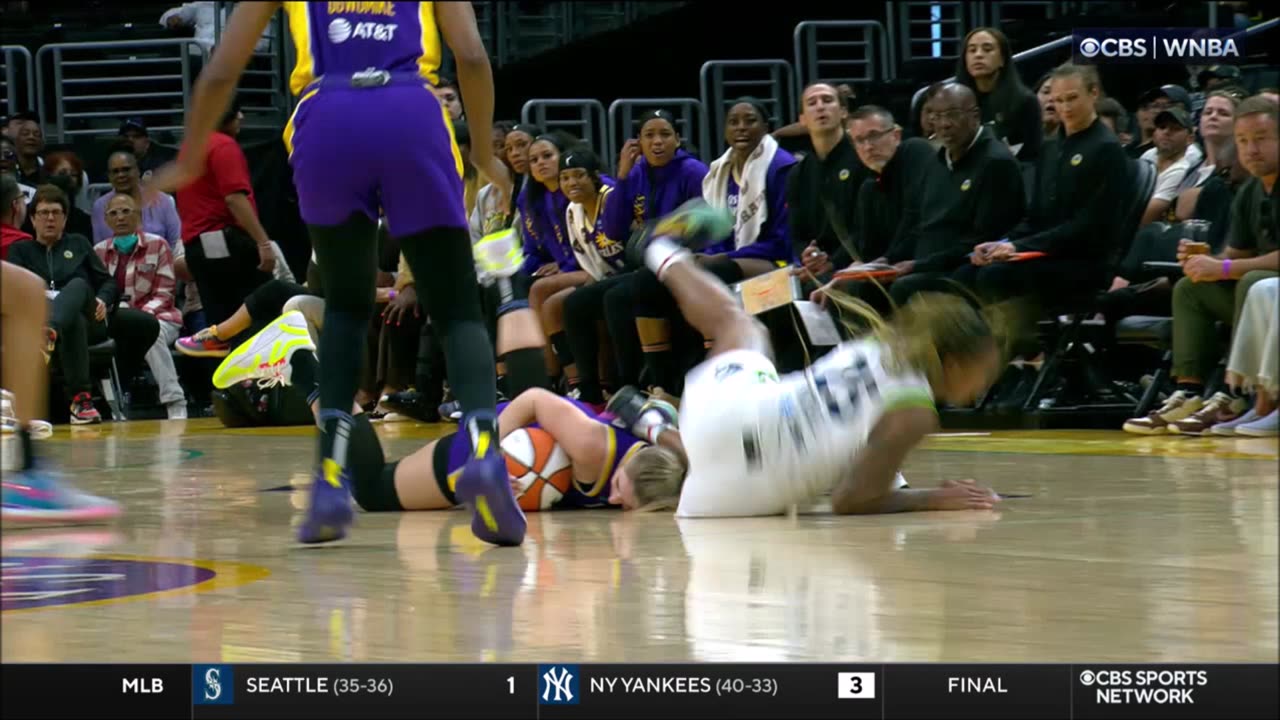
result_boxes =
[616,200,1006,517]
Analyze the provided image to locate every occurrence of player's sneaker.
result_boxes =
[453,414,526,547]
[3,465,122,524]
[174,325,231,357]
[625,199,734,269]
[212,312,315,390]
[473,228,524,284]
[297,462,355,544]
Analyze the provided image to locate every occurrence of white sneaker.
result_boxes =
[1209,408,1260,436]
[1122,391,1204,435]
[211,311,315,390]
[1236,409,1279,437]
[165,400,188,420]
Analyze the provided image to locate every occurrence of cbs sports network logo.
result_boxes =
[1073,28,1244,64]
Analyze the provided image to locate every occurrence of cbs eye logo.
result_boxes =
[1079,38,1102,57]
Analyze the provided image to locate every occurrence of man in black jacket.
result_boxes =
[891,83,1027,305]
[787,82,871,282]
[8,184,158,423]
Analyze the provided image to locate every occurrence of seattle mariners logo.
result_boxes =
[538,664,580,705]
[193,664,234,705]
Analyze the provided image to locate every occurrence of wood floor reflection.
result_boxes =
[2,420,1276,663]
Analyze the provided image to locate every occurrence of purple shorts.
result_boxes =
[286,81,466,237]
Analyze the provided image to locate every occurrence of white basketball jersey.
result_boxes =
[743,340,935,505]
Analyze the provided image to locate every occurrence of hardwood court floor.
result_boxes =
[2,419,1276,664]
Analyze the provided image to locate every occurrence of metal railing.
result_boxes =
[36,39,208,143]
[889,1,971,64]
[521,99,611,161]
[793,20,891,89]
[212,2,291,125]
[608,98,711,164]
[1,46,34,118]
[700,60,795,149]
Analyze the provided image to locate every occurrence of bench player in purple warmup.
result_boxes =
[149,2,519,545]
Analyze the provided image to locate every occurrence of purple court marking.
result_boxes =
[1,556,216,611]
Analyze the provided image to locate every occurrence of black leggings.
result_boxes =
[49,278,160,400]
[243,279,310,337]
[565,272,638,404]
[346,416,461,513]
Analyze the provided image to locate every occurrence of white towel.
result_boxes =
[702,134,777,249]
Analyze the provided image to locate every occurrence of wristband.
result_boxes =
[388,289,397,300]
[1222,259,1232,279]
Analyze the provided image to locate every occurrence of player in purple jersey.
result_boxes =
[148,2,518,546]
[209,311,689,515]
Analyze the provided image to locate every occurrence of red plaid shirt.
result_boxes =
[94,232,182,325]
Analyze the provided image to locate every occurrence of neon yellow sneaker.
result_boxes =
[473,228,524,284]
[212,311,316,390]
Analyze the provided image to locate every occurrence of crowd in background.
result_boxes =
[1,24,1277,438]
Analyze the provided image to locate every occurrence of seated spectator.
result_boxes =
[9,112,44,188]
[161,1,270,56]
[1,136,36,205]
[956,27,1042,162]
[1036,73,1060,139]
[1213,278,1278,436]
[1174,90,1241,214]
[1096,97,1132,145]
[813,106,939,313]
[7,185,160,424]
[1193,65,1244,123]
[435,77,465,124]
[773,83,856,156]
[117,118,178,180]
[606,110,711,395]
[29,152,94,241]
[553,148,626,401]
[92,148,183,245]
[518,133,592,387]
[956,63,1128,310]
[502,123,539,220]
[890,83,1026,306]
[1,175,31,260]
[171,98,274,337]
[699,98,797,276]
[1127,84,1191,159]
[1124,95,1279,435]
[788,82,868,284]
[1139,108,1203,226]
[93,194,187,419]
[913,83,946,151]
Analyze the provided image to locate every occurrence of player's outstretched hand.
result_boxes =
[932,479,1001,511]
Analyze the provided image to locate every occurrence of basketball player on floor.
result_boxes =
[148,2,517,544]
[622,201,1006,517]
[210,311,688,520]
[2,260,121,523]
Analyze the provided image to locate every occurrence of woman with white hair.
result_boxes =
[1210,277,1279,436]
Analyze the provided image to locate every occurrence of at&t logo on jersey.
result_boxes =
[193,665,234,705]
[328,17,399,44]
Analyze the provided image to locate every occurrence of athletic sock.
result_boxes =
[644,237,689,280]
[499,348,549,398]
[318,408,354,482]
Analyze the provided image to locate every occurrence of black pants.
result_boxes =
[184,227,273,332]
[951,259,1105,305]
[565,272,638,404]
[1118,223,1182,283]
[49,278,159,401]
[626,259,744,394]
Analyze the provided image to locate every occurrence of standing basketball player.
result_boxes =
[2,260,121,523]
[625,201,1006,517]
[149,2,518,545]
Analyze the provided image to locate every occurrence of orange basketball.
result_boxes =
[501,427,574,511]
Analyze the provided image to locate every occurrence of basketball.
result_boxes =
[501,428,574,511]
